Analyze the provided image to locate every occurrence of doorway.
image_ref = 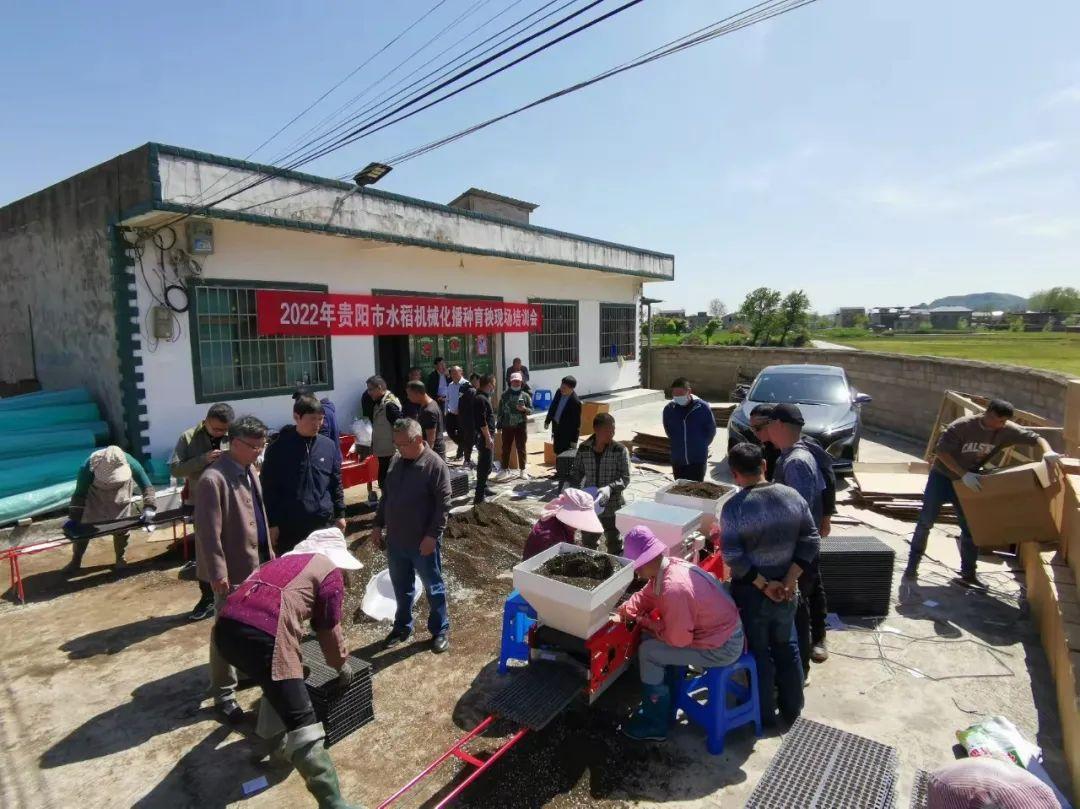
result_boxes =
[376,335,411,399]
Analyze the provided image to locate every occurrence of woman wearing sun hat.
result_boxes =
[611,525,744,742]
[214,527,366,809]
[523,488,605,560]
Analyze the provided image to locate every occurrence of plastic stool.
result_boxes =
[532,389,553,412]
[498,590,537,673]
[667,650,762,754]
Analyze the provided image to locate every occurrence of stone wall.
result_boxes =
[650,345,1072,442]
[0,145,152,442]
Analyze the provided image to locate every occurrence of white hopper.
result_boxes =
[615,499,701,553]
[512,543,633,639]
[654,479,736,531]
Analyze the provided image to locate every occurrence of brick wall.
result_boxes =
[650,345,1072,442]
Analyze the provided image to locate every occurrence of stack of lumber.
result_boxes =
[632,431,670,463]
[710,402,737,428]
[850,461,957,523]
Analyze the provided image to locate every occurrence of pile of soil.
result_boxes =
[537,552,618,591]
[669,481,727,499]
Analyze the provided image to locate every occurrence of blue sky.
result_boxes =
[2,0,1077,313]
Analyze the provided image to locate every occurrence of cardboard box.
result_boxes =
[954,462,1064,547]
[579,401,610,437]
[493,433,520,470]
[543,442,556,466]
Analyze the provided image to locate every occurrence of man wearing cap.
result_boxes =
[63,446,157,575]
[214,527,365,808]
[662,377,716,482]
[722,442,819,726]
[495,372,533,481]
[573,412,631,555]
[765,402,831,671]
[370,418,453,654]
[613,525,745,742]
[523,488,603,560]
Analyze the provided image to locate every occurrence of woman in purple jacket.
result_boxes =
[214,528,365,809]
[522,489,604,560]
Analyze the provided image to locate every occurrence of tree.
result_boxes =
[738,287,782,346]
[852,313,870,331]
[1029,286,1080,315]
[703,318,720,344]
[708,298,728,318]
[777,290,811,346]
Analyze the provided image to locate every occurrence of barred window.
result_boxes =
[190,282,332,403]
[528,300,579,370]
[599,303,636,362]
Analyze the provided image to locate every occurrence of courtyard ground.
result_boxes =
[0,407,1068,808]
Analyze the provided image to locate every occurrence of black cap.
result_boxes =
[770,403,805,426]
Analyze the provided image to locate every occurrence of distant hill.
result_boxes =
[913,292,1028,312]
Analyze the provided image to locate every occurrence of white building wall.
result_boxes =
[135,219,642,459]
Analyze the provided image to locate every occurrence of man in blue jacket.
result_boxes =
[662,377,717,482]
[261,395,346,555]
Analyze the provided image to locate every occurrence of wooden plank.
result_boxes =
[853,472,928,497]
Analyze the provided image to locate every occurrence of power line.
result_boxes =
[386,0,818,165]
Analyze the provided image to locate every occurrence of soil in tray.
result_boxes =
[669,480,726,499]
[537,551,618,590]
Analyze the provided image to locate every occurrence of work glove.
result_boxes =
[1044,451,1062,467]
[960,472,982,492]
[141,507,157,525]
[331,660,357,697]
[597,486,611,507]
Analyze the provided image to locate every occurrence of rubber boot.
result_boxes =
[286,725,364,809]
[622,683,671,742]
[62,539,89,576]
[113,533,129,571]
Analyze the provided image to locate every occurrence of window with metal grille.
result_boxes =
[528,300,579,370]
[599,303,636,362]
[189,282,332,403]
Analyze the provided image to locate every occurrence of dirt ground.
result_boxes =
[0,423,1071,808]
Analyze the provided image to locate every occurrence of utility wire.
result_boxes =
[387,0,817,165]
[153,0,641,230]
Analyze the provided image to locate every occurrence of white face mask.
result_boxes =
[511,384,522,392]
[673,395,689,406]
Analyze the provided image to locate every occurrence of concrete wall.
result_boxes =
[650,345,1072,441]
[0,146,152,442]
[135,218,642,458]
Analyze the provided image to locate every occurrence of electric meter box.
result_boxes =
[187,221,214,254]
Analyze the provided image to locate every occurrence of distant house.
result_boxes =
[656,308,686,321]
[897,309,931,331]
[869,306,903,330]
[721,313,744,329]
[686,311,711,330]
[970,310,1006,327]
[928,306,972,330]
[835,307,867,328]
[1022,311,1065,332]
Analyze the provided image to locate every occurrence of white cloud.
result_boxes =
[960,140,1059,179]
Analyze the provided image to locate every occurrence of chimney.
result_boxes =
[448,188,538,225]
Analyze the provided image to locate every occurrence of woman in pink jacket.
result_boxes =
[612,525,744,742]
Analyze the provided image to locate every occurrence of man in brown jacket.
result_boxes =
[195,415,274,724]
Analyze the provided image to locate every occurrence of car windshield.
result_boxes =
[749,372,850,405]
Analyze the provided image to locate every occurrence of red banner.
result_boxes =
[256,290,543,336]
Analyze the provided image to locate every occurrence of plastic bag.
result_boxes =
[361,568,422,622]
[956,716,1040,768]
[352,418,373,447]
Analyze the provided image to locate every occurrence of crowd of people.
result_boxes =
[54,362,1064,808]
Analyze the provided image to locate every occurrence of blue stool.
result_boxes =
[668,650,762,754]
[532,389,553,412]
[498,590,537,674]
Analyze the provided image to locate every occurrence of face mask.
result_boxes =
[673,395,689,406]
[511,385,521,392]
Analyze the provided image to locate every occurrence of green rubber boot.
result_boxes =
[287,725,364,809]
[622,683,671,742]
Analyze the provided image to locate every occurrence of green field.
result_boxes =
[825,331,1080,377]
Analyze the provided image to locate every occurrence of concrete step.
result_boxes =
[525,388,665,435]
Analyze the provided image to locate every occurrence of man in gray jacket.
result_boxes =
[195,415,275,724]
[170,402,234,621]
[370,419,452,654]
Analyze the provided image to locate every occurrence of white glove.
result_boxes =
[141,507,157,524]
[960,472,982,492]
[597,486,612,506]
[1044,451,1062,466]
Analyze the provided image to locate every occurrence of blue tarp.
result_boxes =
[0,429,97,461]
[0,388,92,411]
[0,403,101,433]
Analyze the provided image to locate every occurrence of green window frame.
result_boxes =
[599,303,637,362]
[528,299,579,370]
[188,279,333,403]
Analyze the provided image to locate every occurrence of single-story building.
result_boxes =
[0,144,674,463]
[835,307,866,327]
[869,306,903,330]
[928,305,972,330]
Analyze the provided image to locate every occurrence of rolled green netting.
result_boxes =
[0,481,76,526]
[0,430,97,461]
[0,450,92,499]
[0,388,92,411]
[0,403,101,433]
[24,420,110,443]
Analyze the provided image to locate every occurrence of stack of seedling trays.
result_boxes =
[745,718,898,808]
[909,769,930,809]
[301,638,374,747]
[818,535,895,617]
[555,449,577,481]
[448,468,471,498]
